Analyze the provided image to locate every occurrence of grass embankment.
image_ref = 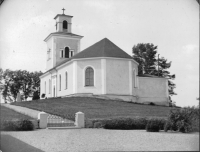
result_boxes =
[0,105,36,130]
[11,97,177,120]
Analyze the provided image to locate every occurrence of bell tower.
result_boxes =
[44,9,83,71]
[54,8,72,33]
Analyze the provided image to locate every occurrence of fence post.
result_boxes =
[38,111,48,129]
[75,111,85,128]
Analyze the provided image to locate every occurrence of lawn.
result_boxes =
[11,97,178,120]
[0,105,35,130]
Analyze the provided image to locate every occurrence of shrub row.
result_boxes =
[86,117,167,132]
[86,106,199,133]
[2,119,35,131]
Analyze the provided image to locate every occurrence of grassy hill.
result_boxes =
[12,97,178,120]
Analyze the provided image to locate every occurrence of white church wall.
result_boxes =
[56,62,74,96]
[106,59,130,95]
[137,77,169,106]
[76,59,102,94]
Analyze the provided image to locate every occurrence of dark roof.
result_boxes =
[44,32,83,41]
[138,74,164,78]
[42,38,134,76]
[54,14,73,19]
[72,38,133,59]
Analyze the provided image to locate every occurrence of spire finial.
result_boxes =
[62,8,65,14]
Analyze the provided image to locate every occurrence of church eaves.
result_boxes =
[44,32,83,42]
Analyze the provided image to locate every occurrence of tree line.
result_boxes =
[0,68,43,102]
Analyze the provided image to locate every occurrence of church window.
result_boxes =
[59,75,61,91]
[65,47,69,58]
[49,79,51,94]
[85,67,94,86]
[63,20,68,29]
[65,72,68,89]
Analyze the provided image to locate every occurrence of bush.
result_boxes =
[146,119,161,132]
[149,102,155,106]
[165,107,199,133]
[41,94,45,98]
[17,119,34,131]
[2,119,34,131]
[103,117,148,130]
[93,122,103,128]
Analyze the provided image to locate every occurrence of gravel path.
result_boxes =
[1,129,199,151]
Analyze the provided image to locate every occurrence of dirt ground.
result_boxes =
[1,129,199,152]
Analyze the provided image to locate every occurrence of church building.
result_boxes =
[40,11,169,106]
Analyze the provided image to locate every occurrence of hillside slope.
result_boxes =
[12,97,177,120]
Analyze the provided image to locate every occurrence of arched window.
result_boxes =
[65,47,69,58]
[59,75,61,91]
[85,67,94,86]
[49,79,51,94]
[65,72,68,89]
[63,20,68,29]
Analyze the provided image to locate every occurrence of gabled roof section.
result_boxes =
[54,14,73,19]
[44,32,83,42]
[73,38,133,59]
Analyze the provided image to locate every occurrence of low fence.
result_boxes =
[38,111,85,129]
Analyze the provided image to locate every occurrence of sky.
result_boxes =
[0,0,199,107]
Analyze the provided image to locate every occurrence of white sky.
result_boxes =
[0,0,199,107]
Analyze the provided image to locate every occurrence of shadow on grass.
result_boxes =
[0,134,44,152]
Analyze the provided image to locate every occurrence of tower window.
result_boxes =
[65,47,69,58]
[85,67,94,86]
[63,20,68,29]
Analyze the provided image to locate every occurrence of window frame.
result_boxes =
[59,74,61,91]
[85,67,94,87]
[63,20,68,29]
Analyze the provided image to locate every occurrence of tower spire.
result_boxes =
[62,8,65,14]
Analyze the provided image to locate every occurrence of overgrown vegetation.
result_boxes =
[0,68,43,102]
[2,119,34,131]
[164,106,199,133]
[0,105,37,131]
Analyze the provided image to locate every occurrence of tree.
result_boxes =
[132,43,177,98]
[0,69,43,102]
